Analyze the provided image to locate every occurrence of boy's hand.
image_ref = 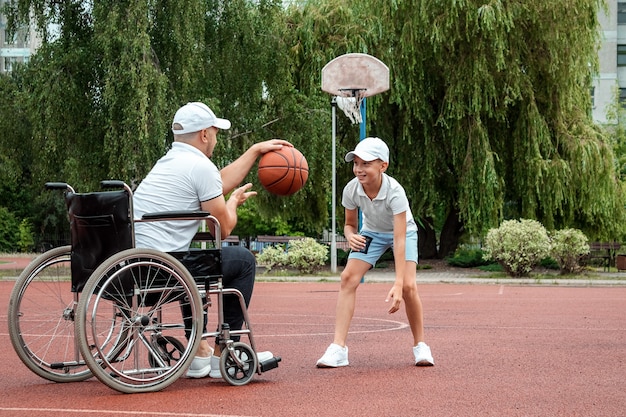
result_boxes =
[349,234,367,252]
[385,284,403,314]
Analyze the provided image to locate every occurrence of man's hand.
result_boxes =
[253,139,293,156]
[385,283,403,314]
[229,183,257,206]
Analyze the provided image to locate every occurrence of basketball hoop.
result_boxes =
[335,91,365,124]
[321,53,390,274]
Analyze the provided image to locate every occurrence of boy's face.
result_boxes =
[352,156,388,185]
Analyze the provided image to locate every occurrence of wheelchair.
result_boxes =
[8,180,280,393]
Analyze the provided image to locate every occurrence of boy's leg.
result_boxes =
[333,258,372,346]
[317,258,371,367]
[401,261,425,345]
[402,260,434,365]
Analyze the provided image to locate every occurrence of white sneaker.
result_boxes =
[413,342,434,366]
[316,343,349,368]
[186,355,212,378]
[209,350,274,379]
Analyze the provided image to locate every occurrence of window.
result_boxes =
[618,45,626,66]
[590,87,595,109]
[619,2,626,25]
[619,88,626,107]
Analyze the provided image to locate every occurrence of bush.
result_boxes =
[256,238,328,274]
[549,228,589,274]
[18,219,35,253]
[446,245,493,268]
[255,245,288,272]
[285,238,328,274]
[482,219,550,277]
[0,207,19,252]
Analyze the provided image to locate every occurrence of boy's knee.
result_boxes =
[402,283,418,297]
[339,271,362,290]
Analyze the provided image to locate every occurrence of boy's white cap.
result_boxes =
[172,102,231,134]
[345,137,389,163]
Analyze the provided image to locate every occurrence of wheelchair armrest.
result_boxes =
[141,210,211,220]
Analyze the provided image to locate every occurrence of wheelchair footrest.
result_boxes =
[260,356,281,373]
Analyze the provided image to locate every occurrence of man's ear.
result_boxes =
[380,161,389,172]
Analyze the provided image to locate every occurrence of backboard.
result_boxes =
[321,53,390,98]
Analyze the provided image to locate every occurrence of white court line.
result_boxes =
[0,408,255,417]
[0,314,409,339]
[499,285,504,295]
[248,313,409,337]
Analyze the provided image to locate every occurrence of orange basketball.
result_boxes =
[258,147,309,196]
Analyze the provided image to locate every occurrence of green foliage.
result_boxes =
[256,237,328,274]
[17,219,35,253]
[255,245,288,271]
[285,237,328,274]
[539,257,560,270]
[446,245,493,268]
[0,207,19,252]
[483,219,551,277]
[549,228,590,274]
[1,0,625,254]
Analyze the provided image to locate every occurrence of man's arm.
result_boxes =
[201,183,256,239]
[220,139,292,194]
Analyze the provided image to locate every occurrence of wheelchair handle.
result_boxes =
[100,180,126,189]
[45,182,75,194]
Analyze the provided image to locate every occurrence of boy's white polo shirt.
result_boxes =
[342,173,418,234]
[133,142,223,252]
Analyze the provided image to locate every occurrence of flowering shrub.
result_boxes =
[256,237,328,274]
[255,245,288,272]
[285,238,328,274]
[549,228,589,274]
[482,219,550,277]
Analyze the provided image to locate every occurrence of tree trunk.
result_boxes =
[418,216,438,259]
[438,208,464,259]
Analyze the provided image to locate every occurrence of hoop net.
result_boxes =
[336,89,366,124]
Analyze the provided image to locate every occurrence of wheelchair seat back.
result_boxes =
[66,190,132,292]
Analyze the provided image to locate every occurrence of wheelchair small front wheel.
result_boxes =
[219,342,257,386]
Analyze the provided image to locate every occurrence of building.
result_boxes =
[0,0,41,73]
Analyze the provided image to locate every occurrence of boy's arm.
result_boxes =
[386,212,407,313]
[344,207,367,252]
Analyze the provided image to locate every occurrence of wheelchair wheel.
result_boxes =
[7,246,93,382]
[76,248,203,393]
[220,342,257,386]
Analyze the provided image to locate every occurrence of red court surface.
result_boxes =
[1,279,625,417]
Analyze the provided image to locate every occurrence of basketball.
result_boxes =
[258,147,309,196]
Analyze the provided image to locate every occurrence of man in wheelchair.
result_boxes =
[133,101,291,378]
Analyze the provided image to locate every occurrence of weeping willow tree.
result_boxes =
[1,0,333,244]
[367,0,624,256]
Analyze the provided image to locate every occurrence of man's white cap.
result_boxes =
[345,137,389,163]
[171,102,231,134]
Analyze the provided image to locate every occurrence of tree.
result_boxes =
[354,0,624,257]
[1,0,334,246]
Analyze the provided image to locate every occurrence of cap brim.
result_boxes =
[345,150,377,162]
[214,118,231,130]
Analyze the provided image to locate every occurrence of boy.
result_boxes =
[316,137,434,368]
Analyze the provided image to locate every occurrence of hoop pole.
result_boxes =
[330,98,338,273]
[359,98,366,283]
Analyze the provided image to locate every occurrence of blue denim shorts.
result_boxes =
[348,230,418,267]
